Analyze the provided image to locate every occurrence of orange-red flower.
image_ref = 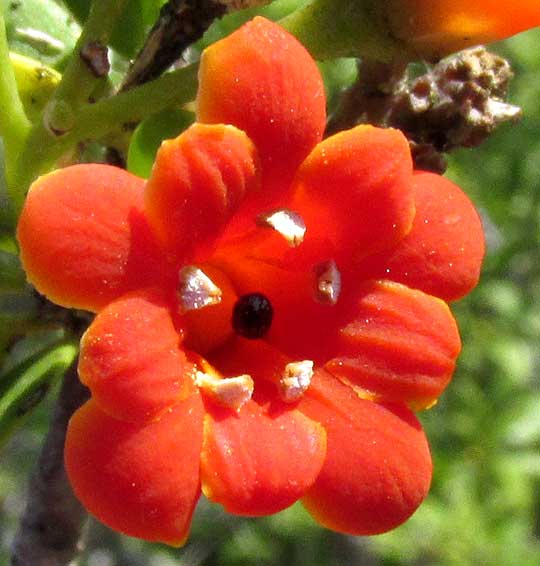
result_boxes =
[17,17,485,546]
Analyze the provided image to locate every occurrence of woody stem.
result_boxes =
[11,362,90,566]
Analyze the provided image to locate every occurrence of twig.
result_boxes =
[121,0,227,90]
[121,0,272,91]
[11,361,90,566]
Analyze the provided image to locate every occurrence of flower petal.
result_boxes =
[298,370,432,535]
[326,280,461,410]
[145,123,260,261]
[200,395,326,516]
[64,394,204,546]
[17,164,166,312]
[197,17,326,188]
[79,289,193,423]
[355,171,485,301]
[290,125,415,264]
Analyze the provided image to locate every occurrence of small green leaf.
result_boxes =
[0,341,78,445]
[1,0,80,70]
[127,108,194,179]
[0,328,67,378]
[9,52,61,122]
[111,0,168,59]
[318,58,357,115]
[199,0,304,50]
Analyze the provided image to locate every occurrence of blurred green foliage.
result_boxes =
[377,30,540,566]
[63,0,168,59]
[0,0,80,70]
[1,1,540,564]
[127,108,195,179]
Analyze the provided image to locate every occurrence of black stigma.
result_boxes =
[232,292,273,340]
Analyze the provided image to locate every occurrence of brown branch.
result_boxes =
[11,362,90,566]
[121,0,272,91]
[121,0,227,91]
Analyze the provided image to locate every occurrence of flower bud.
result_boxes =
[386,0,540,60]
[281,0,540,62]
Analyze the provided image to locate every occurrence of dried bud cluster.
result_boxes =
[390,47,521,155]
[329,48,521,173]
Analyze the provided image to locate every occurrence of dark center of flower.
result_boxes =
[232,292,273,339]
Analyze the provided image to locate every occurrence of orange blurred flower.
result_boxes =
[17,18,485,545]
[387,0,540,59]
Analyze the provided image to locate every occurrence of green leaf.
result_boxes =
[1,0,80,70]
[318,58,357,116]
[0,341,78,445]
[199,0,305,51]
[127,107,194,179]
[9,52,61,122]
[0,328,66,375]
[58,0,91,22]
[111,0,168,59]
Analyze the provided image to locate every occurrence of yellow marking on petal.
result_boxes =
[332,370,440,412]
[200,414,217,501]
[409,397,439,412]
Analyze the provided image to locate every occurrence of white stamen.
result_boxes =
[313,260,341,305]
[257,209,306,247]
[280,360,314,402]
[178,266,222,313]
[195,371,254,412]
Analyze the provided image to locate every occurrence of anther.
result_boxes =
[279,360,314,402]
[313,260,341,305]
[178,266,222,313]
[195,371,253,412]
[256,209,306,247]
